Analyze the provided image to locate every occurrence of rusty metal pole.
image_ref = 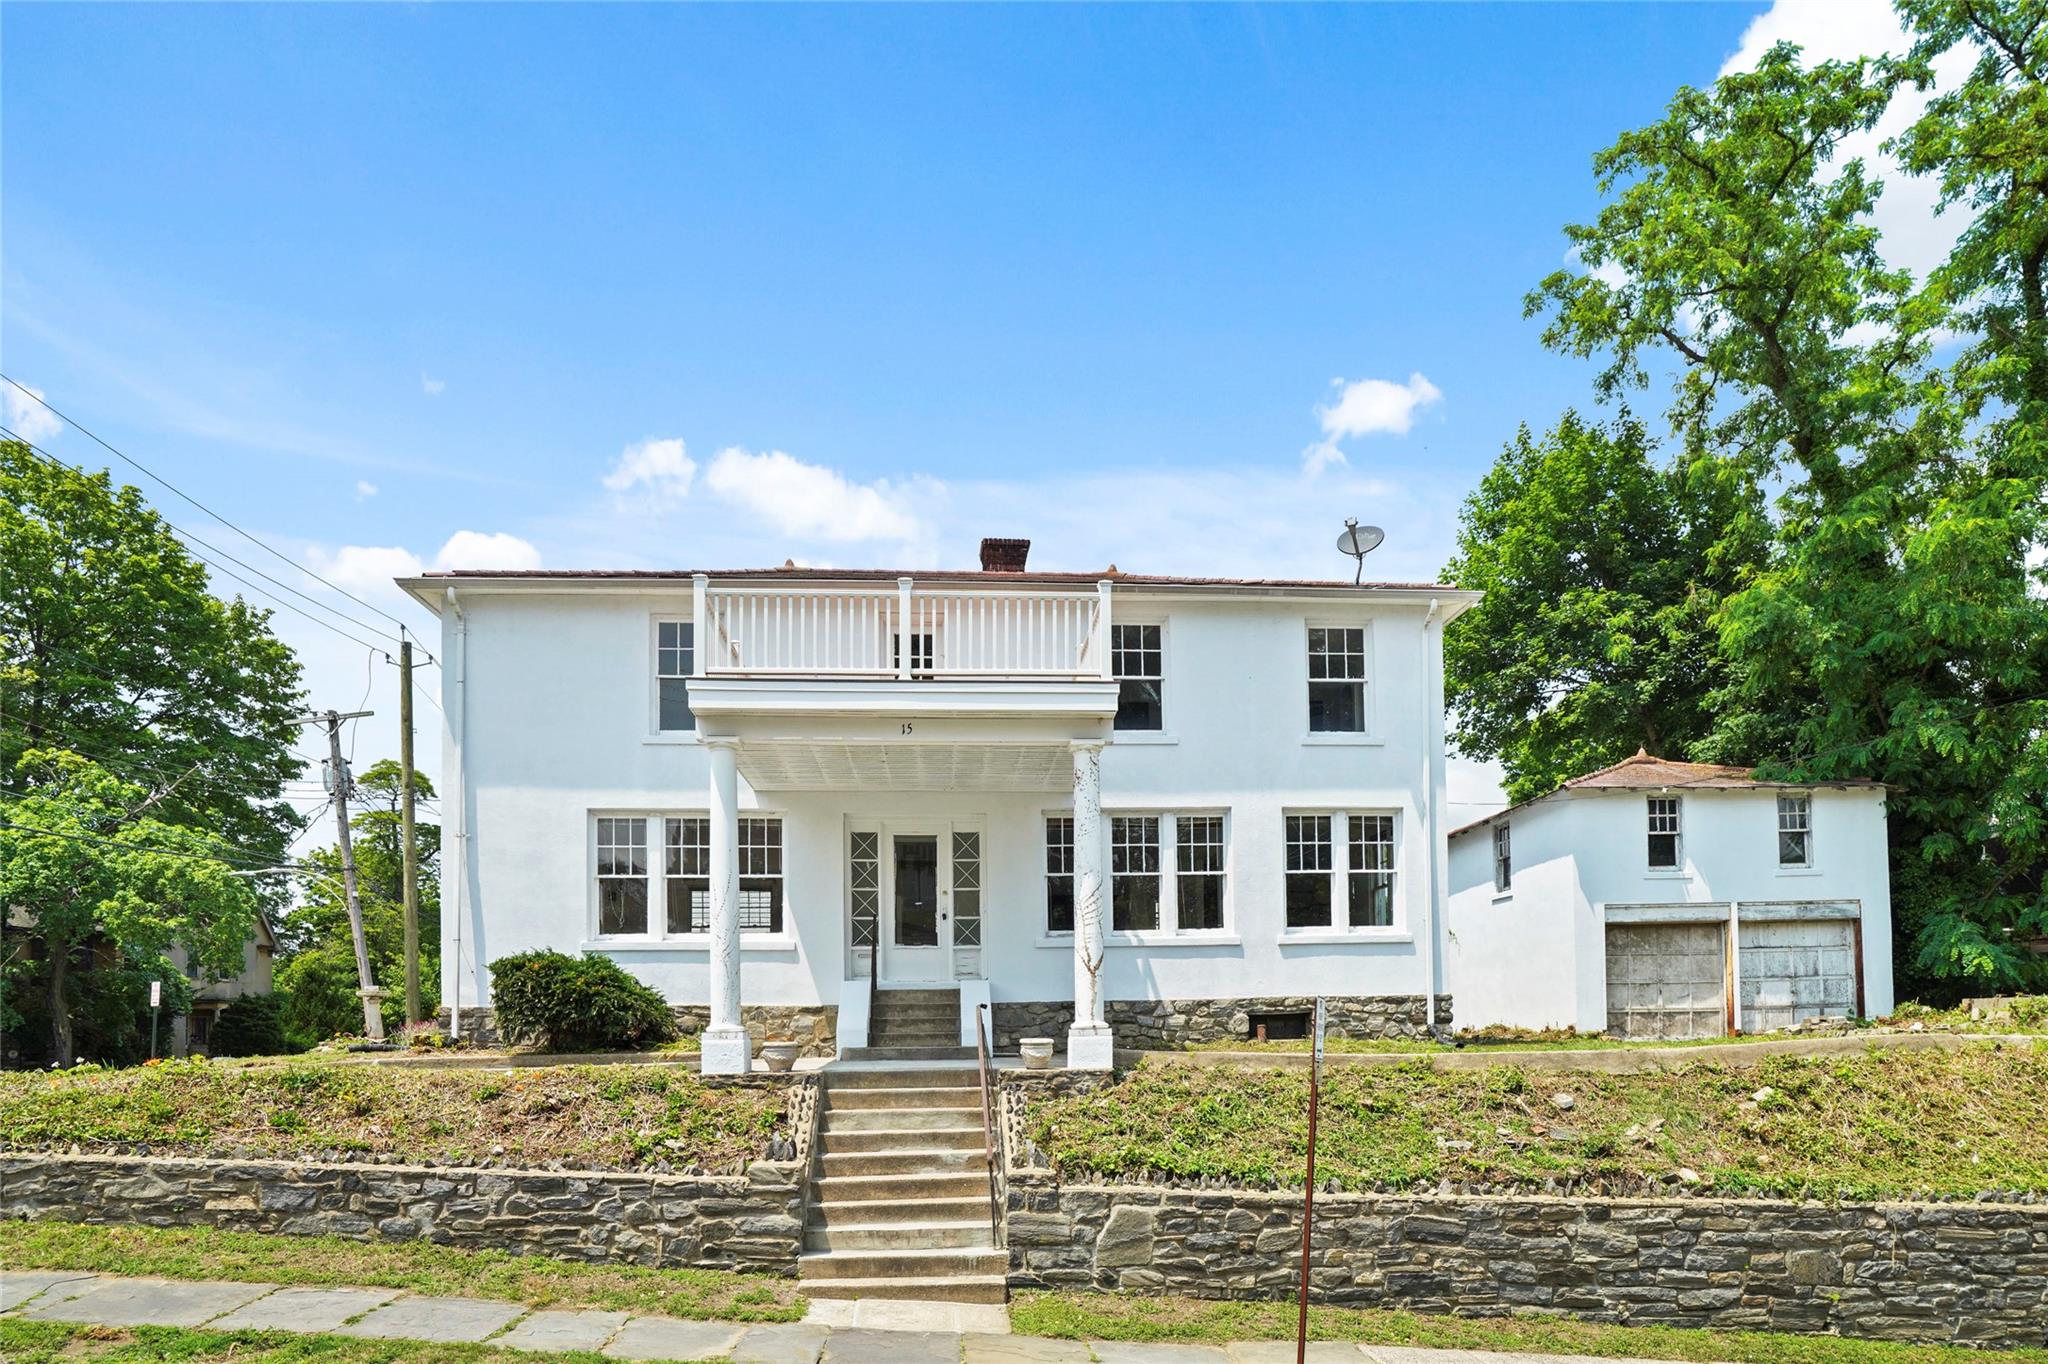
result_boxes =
[1296,996,1324,1364]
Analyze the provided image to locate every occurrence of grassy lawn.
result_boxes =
[0,1057,786,1171]
[1011,1291,2048,1364]
[1026,1041,2048,1198]
[0,1221,804,1321]
[0,1320,617,1363]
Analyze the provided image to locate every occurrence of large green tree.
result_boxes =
[1518,16,2048,995]
[1444,412,1768,802]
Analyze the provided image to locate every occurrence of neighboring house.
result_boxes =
[400,537,1481,1071]
[169,912,278,1056]
[1446,752,1893,1039]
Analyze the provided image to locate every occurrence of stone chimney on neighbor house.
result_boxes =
[979,537,1031,572]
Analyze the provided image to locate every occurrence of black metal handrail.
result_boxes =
[867,943,879,1049]
[974,1002,1001,1242]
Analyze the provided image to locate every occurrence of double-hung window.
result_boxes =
[1044,816,1075,933]
[1647,797,1682,869]
[1110,816,1161,931]
[1777,794,1812,867]
[656,621,695,731]
[595,812,783,938]
[1493,822,1512,893]
[1112,624,1163,731]
[1044,812,1228,935]
[1307,627,1367,733]
[1285,811,1402,930]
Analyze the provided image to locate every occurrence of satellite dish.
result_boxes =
[1337,518,1385,584]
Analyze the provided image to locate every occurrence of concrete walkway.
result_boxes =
[1,1271,1689,1364]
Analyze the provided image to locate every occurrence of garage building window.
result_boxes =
[1493,822,1512,893]
[1777,794,1812,867]
[1647,797,1682,869]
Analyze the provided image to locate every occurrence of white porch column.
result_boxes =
[700,738,752,1074]
[1067,739,1114,1069]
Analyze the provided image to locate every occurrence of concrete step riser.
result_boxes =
[809,1197,990,1226]
[803,1223,995,1252]
[800,1249,1009,1281]
[821,1127,987,1154]
[823,1109,983,1133]
[820,1150,990,1177]
[797,1277,1007,1305]
[838,1047,980,1063]
[819,1068,981,1090]
[823,1092,979,1115]
[812,1174,990,1202]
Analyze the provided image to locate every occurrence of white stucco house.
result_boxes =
[1446,751,1894,1039]
[401,538,1482,1071]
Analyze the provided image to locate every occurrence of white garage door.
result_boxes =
[1740,919,1857,1032]
[1605,922,1727,1040]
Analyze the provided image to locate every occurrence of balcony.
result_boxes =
[697,578,1111,681]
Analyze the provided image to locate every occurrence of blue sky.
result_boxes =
[6,1,1932,818]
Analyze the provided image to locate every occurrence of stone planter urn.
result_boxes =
[1019,1037,1055,1069]
[758,1040,802,1072]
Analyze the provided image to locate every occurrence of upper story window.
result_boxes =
[1493,822,1513,893]
[1110,815,1161,931]
[1287,810,1401,930]
[1647,796,1682,869]
[1307,627,1367,732]
[657,621,695,731]
[1045,816,1075,933]
[1112,624,1163,731]
[595,812,782,938]
[893,630,935,676]
[1777,793,1812,867]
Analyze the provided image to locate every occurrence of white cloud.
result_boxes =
[421,374,446,396]
[1301,440,1349,476]
[2,381,65,445]
[704,447,926,543]
[315,543,425,596]
[432,530,542,572]
[1720,0,1975,285]
[602,437,697,505]
[354,480,378,500]
[1318,373,1443,440]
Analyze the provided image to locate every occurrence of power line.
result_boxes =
[0,816,287,871]
[4,428,404,656]
[1,375,416,635]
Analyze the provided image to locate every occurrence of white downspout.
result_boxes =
[1419,597,1444,1038]
[445,588,469,1043]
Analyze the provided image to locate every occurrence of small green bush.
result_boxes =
[207,994,288,1057]
[488,950,676,1052]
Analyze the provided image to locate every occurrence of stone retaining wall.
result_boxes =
[1003,1174,2048,1348]
[445,1005,838,1057]
[991,996,1453,1050]
[1,1149,807,1274]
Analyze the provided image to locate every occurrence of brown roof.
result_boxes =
[1448,749,1885,839]
[411,566,1464,592]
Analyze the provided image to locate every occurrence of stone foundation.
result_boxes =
[991,995,1453,1050]
[1003,1174,2048,1348]
[444,1005,838,1057]
[1,1149,807,1274]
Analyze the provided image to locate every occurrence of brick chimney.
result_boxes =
[978,537,1031,572]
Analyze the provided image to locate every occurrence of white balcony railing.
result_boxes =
[696,578,1110,680]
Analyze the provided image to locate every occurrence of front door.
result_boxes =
[885,832,951,982]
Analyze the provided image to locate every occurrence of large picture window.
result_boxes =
[1112,624,1163,731]
[1285,810,1402,932]
[656,621,695,731]
[1044,811,1228,936]
[594,812,782,938]
[1307,626,1367,733]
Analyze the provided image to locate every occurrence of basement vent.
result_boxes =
[1247,1010,1312,1042]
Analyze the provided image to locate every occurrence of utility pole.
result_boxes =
[399,632,422,1027]
[302,708,384,1040]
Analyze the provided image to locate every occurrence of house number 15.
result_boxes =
[900,722,914,735]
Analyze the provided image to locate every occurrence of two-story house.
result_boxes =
[1446,751,1894,1040]
[402,538,1480,1070]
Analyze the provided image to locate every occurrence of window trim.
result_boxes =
[1110,620,1167,736]
[1303,619,1374,740]
[1646,795,1683,871]
[1493,821,1512,894]
[1281,807,1406,937]
[1776,792,1814,869]
[588,809,790,946]
[649,615,700,739]
[1040,807,1233,941]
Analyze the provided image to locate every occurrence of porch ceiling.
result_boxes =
[736,739,1071,792]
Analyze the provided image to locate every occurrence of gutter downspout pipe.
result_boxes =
[445,588,469,1043]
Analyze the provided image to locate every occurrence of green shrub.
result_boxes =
[207,994,288,1057]
[488,950,676,1052]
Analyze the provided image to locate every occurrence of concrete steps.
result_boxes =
[800,1060,1004,1306]
[868,988,963,1051]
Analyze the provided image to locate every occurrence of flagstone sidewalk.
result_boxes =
[0,1270,1689,1364]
